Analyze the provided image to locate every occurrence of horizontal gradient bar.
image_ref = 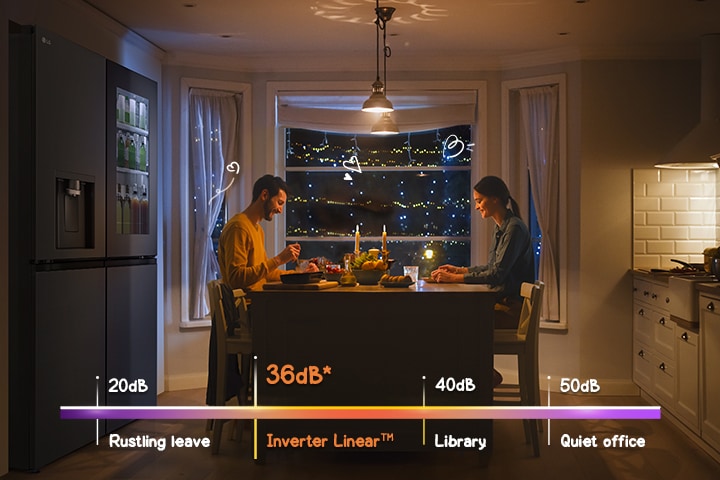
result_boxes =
[61,405,660,421]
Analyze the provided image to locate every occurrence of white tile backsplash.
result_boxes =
[634,168,719,269]
[646,211,674,225]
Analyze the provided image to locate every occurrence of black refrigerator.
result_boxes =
[8,25,158,471]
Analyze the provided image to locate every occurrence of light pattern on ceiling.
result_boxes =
[311,0,448,25]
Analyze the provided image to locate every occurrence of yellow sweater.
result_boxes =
[217,212,282,291]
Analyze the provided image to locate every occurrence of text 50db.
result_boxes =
[108,378,149,393]
[559,378,600,393]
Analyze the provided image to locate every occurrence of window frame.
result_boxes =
[266,80,488,266]
[501,74,568,330]
[179,78,253,328]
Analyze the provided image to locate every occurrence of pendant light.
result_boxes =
[371,112,399,135]
[362,1,395,114]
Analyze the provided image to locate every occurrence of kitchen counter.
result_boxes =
[632,268,716,284]
[696,282,720,296]
[247,283,496,462]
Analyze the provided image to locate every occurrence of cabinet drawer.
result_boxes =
[633,341,654,392]
[676,328,698,347]
[654,314,675,360]
[633,306,653,345]
[654,356,675,407]
[634,279,671,309]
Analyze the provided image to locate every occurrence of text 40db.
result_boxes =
[435,377,476,392]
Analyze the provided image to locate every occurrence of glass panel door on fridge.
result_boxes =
[106,61,157,258]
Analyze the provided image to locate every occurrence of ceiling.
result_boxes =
[82,0,720,70]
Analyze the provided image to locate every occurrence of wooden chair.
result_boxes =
[206,280,253,454]
[493,281,545,457]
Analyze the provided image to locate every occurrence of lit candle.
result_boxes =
[355,225,360,254]
[382,225,387,252]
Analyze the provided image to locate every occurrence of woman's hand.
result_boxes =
[433,264,466,275]
[431,264,465,283]
[431,270,464,283]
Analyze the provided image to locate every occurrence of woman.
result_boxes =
[431,175,535,330]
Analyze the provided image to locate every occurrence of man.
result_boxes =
[218,174,314,291]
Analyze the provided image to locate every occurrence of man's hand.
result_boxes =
[277,243,301,264]
[303,262,319,272]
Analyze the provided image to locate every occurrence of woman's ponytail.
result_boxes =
[508,195,522,221]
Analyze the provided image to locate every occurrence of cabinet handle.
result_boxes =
[665,297,670,304]
[651,293,657,300]
[659,362,666,371]
[681,332,689,341]
[633,287,638,293]
[639,308,645,316]
[659,317,665,325]
[708,302,716,312]
[644,291,650,297]
[638,350,644,357]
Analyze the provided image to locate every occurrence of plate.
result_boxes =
[380,280,415,288]
[280,272,323,284]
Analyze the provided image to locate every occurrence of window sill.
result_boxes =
[179,319,211,331]
[540,320,567,332]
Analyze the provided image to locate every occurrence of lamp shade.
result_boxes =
[371,112,399,135]
[362,80,394,113]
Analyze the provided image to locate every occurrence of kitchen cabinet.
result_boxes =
[700,292,720,452]
[632,277,675,410]
[675,326,700,434]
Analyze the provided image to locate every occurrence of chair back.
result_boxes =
[517,281,544,373]
[207,280,226,342]
[208,280,250,339]
[516,281,544,336]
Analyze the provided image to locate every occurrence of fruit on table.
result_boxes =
[381,274,412,283]
[352,252,387,271]
[325,264,344,274]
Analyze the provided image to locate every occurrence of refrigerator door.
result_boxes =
[106,260,158,432]
[12,267,106,470]
[34,27,106,261]
[106,61,158,258]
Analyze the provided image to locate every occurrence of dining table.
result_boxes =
[247,281,498,463]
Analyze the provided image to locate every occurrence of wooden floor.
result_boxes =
[5,388,720,479]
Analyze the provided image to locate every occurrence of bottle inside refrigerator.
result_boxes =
[114,87,150,237]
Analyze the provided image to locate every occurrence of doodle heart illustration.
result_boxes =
[342,155,362,180]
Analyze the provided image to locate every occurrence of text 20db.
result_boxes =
[108,378,149,393]
[560,378,600,394]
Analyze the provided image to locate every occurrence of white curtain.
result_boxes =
[519,85,560,322]
[189,88,241,319]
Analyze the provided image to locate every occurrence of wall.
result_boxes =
[569,60,699,391]
[634,168,717,268]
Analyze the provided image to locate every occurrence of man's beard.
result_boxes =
[262,198,274,221]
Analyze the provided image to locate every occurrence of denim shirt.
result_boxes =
[463,209,535,301]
